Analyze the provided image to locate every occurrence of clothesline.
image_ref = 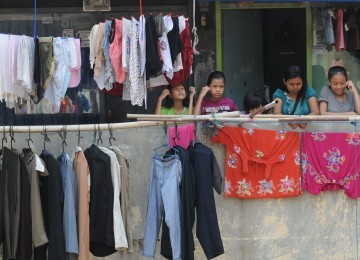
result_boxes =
[128,113,360,123]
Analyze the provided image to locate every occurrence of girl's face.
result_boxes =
[283,77,303,96]
[170,85,187,100]
[209,78,225,100]
[329,73,347,96]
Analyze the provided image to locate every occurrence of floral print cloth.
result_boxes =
[213,126,301,199]
[301,132,360,199]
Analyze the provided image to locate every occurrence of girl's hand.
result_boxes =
[200,86,210,97]
[159,89,170,100]
[347,80,358,94]
[189,86,196,99]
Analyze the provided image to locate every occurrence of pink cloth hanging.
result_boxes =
[168,124,195,149]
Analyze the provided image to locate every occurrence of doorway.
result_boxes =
[222,8,306,110]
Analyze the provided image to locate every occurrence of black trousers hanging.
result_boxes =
[2,147,21,259]
[188,143,224,260]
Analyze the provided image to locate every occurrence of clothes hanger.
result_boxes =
[2,125,7,150]
[41,125,50,150]
[108,123,116,146]
[77,124,83,147]
[92,124,97,145]
[172,122,180,146]
[26,126,34,149]
[153,122,179,156]
[191,121,200,147]
[61,125,67,153]
[9,125,15,149]
[97,124,103,146]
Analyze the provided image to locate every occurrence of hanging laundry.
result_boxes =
[143,154,182,259]
[102,20,116,90]
[17,155,32,259]
[321,8,335,45]
[57,152,79,257]
[22,148,49,248]
[1,147,21,259]
[344,7,360,51]
[161,145,196,260]
[109,18,126,84]
[301,132,360,199]
[335,8,346,51]
[213,126,301,199]
[73,147,90,260]
[145,14,163,80]
[188,142,224,259]
[167,18,193,88]
[84,144,116,257]
[109,146,134,253]
[69,38,82,88]
[168,123,195,149]
[36,150,66,260]
[159,15,174,80]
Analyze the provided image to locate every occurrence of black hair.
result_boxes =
[281,65,307,105]
[243,90,267,114]
[207,71,226,86]
[162,84,190,108]
[328,65,348,81]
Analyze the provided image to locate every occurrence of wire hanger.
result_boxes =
[41,125,50,150]
[77,124,83,147]
[108,123,116,146]
[97,124,103,146]
[172,122,180,146]
[60,125,67,153]
[9,126,15,149]
[26,125,34,149]
[2,125,7,150]
[93,124,97,145]
[153,122,179,156]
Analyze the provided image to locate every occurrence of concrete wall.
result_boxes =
[8,121,360,259]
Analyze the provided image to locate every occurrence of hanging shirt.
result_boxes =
[167,18,193,87]
[302,132,360,199]
[213,126,301,199]
[145,14,163,80]
[344,7,360,51]
[98,146,128,250]
[22,148,49,248]
[110,19,126,83]
[122,18,131,72]
[84,145,116,257]
[109,146,134,253]
[160,15,174,79]
[129,17,146,107]
[57,152,79,256]
[102,20,115,90]
[36,150,66,260]
[73,147,90,260]
[168,124,195,149]
[89,24,100,69]
[322,8,335,45]
[69,38,82,88]
[335,8,345,51]
[45,38,77,112]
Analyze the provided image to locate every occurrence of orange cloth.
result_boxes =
[213,126,301,199]
[73,148,90,260]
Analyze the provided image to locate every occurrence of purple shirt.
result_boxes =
[201,97,238,114]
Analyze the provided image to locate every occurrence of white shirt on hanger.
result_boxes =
[159,15,174,79]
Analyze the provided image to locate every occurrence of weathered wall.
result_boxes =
[8,121,360,259]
